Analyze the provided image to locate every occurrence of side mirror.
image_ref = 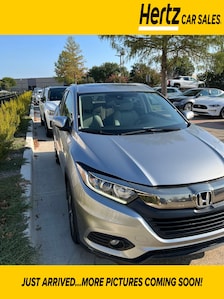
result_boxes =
[182,110,194,120]
[52,116,71,132]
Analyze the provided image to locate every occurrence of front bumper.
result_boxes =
[71,172,224,262]
[45,114,54,130]
[193,108,220,116]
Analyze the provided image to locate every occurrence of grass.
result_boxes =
[0,116,37,264]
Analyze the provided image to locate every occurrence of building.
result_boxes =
[13,77,64,92]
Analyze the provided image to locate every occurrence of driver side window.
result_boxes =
[61,91,74,126]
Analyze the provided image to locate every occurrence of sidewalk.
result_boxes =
[22,105,115,264]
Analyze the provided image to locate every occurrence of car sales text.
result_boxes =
[139,3,221,25]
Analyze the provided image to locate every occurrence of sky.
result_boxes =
[0,35,136,79]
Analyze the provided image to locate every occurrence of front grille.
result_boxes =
[129,199,224,239]
[150,209,224,239]
[193,104,207,109]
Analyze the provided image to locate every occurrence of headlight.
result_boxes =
[47,109,55,116]
[77,164,198,209]
[77,164,137,204]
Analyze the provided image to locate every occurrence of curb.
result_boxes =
[20,104,34,239]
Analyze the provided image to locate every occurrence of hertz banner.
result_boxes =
[1,0,224,299]
[0,0,223,34]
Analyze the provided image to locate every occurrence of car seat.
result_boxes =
[113,99,139,127]
[82,96,104,129]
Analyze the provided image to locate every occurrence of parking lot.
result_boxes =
[30,107,224,264]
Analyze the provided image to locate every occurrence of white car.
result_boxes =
[153,86,183,99]
[32,88,43,105]
[193,94,224,118]
[39,86,66,137]
[168,76,205,89]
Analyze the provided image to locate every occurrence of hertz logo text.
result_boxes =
[139,3,181,25]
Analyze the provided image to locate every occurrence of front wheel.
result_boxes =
[44,116,52,137]
[40,115,44,126]
[183,102,193,111]
[66,180,80,244]
[54,148,60,164]
[220,108,224,119]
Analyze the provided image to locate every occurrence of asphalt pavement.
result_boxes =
[29,107,224,265]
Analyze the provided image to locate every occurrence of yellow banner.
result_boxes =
[0,265,221,298]
[0,0,223,34]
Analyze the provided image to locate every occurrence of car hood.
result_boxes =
[169,95,187,102]
[75,125,224,186]
[45,100,60,111]
[169,95,196,103]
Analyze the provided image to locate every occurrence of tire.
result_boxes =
[183,102,193,111]
[40,115,44,126]
[66,180,80,244]
[55,149,60,164]
[44,116,52,137]
[220,108,224,119]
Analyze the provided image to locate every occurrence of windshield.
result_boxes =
[182,89,203,96]
[48,87,66,101]
[78,92,188,134]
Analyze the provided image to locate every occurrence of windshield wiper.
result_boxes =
[79,128,114,135]
[80,127,181,135]
[121,127,181,135]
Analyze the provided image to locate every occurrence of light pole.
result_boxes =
[116,49,125,82]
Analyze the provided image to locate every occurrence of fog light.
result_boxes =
[87,232,135,251]
[109,239,123,249]
[110,239,120,246]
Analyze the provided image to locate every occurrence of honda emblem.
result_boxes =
[195,191,212,208]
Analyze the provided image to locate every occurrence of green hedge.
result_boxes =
[0,92,31,159]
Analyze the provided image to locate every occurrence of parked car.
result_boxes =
[193,93,224,118]
[39,86,66,137]
[169,88,224,111]
[52,83,224,263]
[153,86,183,99]
[167,76,205,89]
[32,88,43,105]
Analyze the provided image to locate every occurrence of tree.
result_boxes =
[54,36,86,85]
[201,71,224,89]
[167,55,195,78]
[198,51,224,89]
[100,35,224,96]
[0,77,16,90]
[129,63,160,86]
[209,51,224,75]
[105,74,129,83]
[88,62,129,82]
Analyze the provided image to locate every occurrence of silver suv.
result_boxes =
[52,83,224,263]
